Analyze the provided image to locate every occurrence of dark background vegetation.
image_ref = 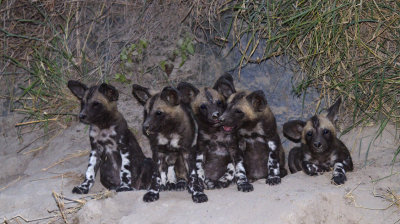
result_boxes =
[1,0,399,158]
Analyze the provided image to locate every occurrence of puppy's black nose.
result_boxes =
[79,113,87,120]
[143,124,150,134]
[313,142,322,148]
[212,111,220,119]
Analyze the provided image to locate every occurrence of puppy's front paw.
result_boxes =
[175,180,187,191]
[332,173,347,185]
[116,185,134,192]
[166,182,176,191]
[266,176,281,185]
[143,192,159,202]
[215,180,230,189]
[159,184,168,191]
[72,186,89,194]
[205,180,216,190]
[192,192,208,203]
[237,182,254,192]
[304,163,319,176]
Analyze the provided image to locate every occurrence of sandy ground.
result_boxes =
[1,90,400,224]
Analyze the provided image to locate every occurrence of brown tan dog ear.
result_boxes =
[246,90,267,112]
[160,86,180,106]
[327,97,341,123]
[67,80,87,100]
[132,84,151,106]
[283,120,306,143]
[213,73,236,99]
[99,83,119,102]
[177,82,199,104]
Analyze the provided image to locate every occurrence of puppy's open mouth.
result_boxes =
[222,126,234,132]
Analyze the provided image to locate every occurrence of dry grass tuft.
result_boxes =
[3,190,114,223]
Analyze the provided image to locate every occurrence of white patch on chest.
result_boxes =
[157,133,169,145]
[170,133,180,148]
[90,125,117,153]
[90,125,117,141]
[157,133,181,148]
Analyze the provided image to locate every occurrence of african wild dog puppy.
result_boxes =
[178,74,253,192]
[219,90,287,185]
[283,98,353,185]
[67,81,153,194]
[132,85,208,203]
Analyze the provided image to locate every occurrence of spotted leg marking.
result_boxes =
[188,170,208,203]
[266,141,281,185]
[72,150,99,194]
[235,160,254,192]
[157,154,169,191]
[195,153,205,188]
[116,151,134,192]
[235,139,253,192]
[217,163,235,188]
[184,153,207,203]
[143,159,160,202]
[205,162,235,190]
[332,162,346,185]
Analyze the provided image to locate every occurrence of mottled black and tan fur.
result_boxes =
[219,90,287,185]
[178,74,253,192]
[67,81,153,194]
[283,98,353,185]
[132,85,208,203]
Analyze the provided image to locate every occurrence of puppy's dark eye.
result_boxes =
[235,109,243,114]
[307,131,313,136]
[92,101,100,107]
[323,129,330,135]
[155,110,163,116]
[216,100,222,106]
[200,104,207,110]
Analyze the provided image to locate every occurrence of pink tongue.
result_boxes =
[223,126,233,132]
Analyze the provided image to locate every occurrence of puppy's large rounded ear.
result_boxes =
[246,90,267,112]
[177,82,199,104]
[283,120,306,143]
[132,84,151,106]
[213,73,236,99]
[160,86,180,106]
[67,80,88,100]
[99,83,119,101]
[326,97,341,123]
